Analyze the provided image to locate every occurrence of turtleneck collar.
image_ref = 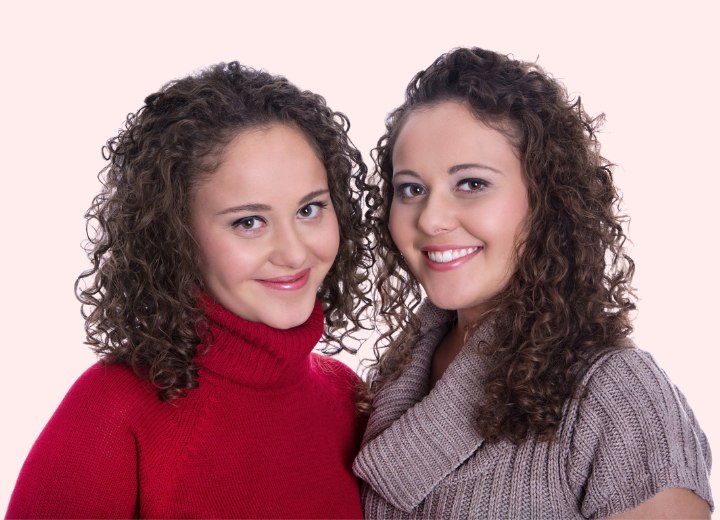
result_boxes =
[196,296,325,389]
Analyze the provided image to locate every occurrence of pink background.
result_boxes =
[1,0,717,509]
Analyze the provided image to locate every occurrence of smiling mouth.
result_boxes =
[425,247,480,263]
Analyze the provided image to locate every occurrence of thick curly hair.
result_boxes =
[367,47,636,443]
[76,62,375,400]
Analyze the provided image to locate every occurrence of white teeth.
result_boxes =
[427,247,479,263]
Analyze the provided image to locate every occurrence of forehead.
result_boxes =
[220,124,320,165]
[392,101,520,169]
[192,124,328,204]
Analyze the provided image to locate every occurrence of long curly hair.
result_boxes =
[76,62,375,400]
[367,48,636,443]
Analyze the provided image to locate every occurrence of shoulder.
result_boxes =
[570,346,710,454]
[309,353,361,391]
[47,361,162,434]
[68,361,157,408]
[311,352,359,377]
[308,354,365,431]
[562,346,713,517]
[5,362,153,517]
[581,346,672,392]
[575,347,707,436]
[74,360,150,389]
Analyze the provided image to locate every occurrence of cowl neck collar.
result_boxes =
[353,299,493,512]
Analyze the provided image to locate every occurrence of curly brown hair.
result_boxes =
[76,62,375,400]
[367,47,636,443]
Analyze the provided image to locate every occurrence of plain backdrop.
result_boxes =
[1,0,717,511]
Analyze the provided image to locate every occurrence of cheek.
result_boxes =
[485,202,530,282]
[506,194,530,246]
[317,212,341,262]
[325,228,341,262]
[195,231,257,284]
[191,229,216,276]
[388,201,410,248]
[482,192,530,249]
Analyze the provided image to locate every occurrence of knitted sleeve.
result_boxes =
[6,364,142,518]
[564,348,713,518]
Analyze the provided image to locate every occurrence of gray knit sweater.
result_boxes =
[354,301,713,519]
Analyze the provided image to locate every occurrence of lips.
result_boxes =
[426,247,479,263]
[421,245,481,272]
[256,268,310,291]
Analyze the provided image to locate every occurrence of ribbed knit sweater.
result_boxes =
[7,299,364,519]
[354,300,713,519]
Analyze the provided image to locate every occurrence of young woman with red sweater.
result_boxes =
[6,62,374,518]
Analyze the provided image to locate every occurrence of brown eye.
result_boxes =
[457,178,488,192]
[396,183,426,199]
[232,216,265,231]
[299,205,315,218]
[297,201,327,219]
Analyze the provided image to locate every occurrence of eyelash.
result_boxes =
[297,200,328,219]
[456,178,489,192]
[230,201,329,232]
[231,216,266,231]
[394,178,489,200]
[395,183,426,200]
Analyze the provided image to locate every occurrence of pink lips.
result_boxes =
[421,245,481,272]
[256,268,310,291]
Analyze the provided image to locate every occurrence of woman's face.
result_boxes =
[190,124,340,329]
[389,101,529,321]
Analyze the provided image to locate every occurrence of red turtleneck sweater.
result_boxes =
[6,299,364,519]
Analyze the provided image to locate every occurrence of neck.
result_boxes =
[430,319,466,388]
[456,304,493,332]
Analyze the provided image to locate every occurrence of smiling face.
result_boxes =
[389,101,529,325]
[190,124,339,329]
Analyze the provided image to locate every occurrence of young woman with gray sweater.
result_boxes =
[354,47,712,519]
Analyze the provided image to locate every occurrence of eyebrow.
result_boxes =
[216,189,330,216]
[216,203,271,215]
[394,163,503,178]
[298,189,330,205]
[448,163,503,175]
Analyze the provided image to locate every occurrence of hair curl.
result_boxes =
[366,48,636,443]
[76,62,375,400]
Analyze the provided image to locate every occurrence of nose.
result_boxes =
[268,222,308,269]
[417,191,458,236]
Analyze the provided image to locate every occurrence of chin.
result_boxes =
[425,289,484,313]
[423,288,460,311]
[265,316,308,330]
[426,298,460,312]
[261,304,315,330]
